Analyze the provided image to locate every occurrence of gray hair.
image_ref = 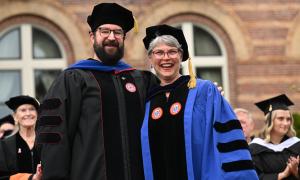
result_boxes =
[234,108,253,122]
[147,35,183,56]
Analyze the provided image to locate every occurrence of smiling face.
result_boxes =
[13,104,37,129]
[149,43,182,85]
[90,24,125,65]
[270,109,292,138]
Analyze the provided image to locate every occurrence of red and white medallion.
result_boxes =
[170,102,182,115]
[125,82,136,92]
[151,107,163,120]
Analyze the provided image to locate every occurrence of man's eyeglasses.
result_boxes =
[152,49,179,59]
[98,28,124,38]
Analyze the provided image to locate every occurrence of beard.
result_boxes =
[93,39,124,66]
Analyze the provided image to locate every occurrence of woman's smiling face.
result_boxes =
[149,44,182,85]
[271,109,292,137]
[14,104,37,128]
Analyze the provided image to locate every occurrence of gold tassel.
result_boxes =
[133,16,139,34]
[269,105,272,112]
[187,58,196,89]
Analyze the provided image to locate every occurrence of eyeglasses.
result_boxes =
[97,27,124,38]
[152,49,179,59]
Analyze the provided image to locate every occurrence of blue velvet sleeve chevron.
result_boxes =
[186,79,258,180]
[141,78,259,180]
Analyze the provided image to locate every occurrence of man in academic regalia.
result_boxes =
[35,3,158,180]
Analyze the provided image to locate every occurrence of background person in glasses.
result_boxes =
[35,3,158,180]
[140,24,258,180]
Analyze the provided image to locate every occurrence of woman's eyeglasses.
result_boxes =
[152,49,179,59]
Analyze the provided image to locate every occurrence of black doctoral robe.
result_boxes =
[147,76,189,180]
[0,132,40,180]
[36,59,158,180]
[249,136,300,180]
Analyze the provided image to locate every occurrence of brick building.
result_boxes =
[0,0,300,131]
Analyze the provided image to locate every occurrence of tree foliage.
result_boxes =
[293,113,300,138]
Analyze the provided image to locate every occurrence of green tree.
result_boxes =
[293,113,300,138]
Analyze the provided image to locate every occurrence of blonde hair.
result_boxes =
[260,110,296,142]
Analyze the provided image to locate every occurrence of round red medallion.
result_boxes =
[170,102,182,115]
[125,82,136,92]
[151,107,163,120]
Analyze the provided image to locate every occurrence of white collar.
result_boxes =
[250,137,300,152]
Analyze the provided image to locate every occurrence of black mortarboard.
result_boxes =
[143,24,189,62]
[255,94,294,115]
[0,114,15,126]
[87,3,134,33]
[5,95,40,111]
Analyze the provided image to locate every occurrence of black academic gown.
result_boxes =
[147,76,189,180]
[249,136,300,180]
[36,60,158,180]
[0,132,40,180]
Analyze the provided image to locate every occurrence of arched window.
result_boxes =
[178,22,229,97]
[0,24,66,115]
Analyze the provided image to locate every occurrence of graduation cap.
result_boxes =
[143,24,196,88]
[87,3,135,33]
[5,95,40,111]
[255,94,294,115]
[0,114,15,126]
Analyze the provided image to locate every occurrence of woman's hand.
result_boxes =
[278,165,291,180]
[32,164,42,180]
[278,164,291,180]
[287,156,299,178]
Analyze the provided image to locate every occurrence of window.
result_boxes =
[178,22,229,97]
[0,28,21,59]
[0,24,66,115]
[33,28,62,59]
[0,71,21,115]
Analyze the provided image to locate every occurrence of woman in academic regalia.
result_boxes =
[140,24,258,180]
[249,94,300,180]
[0,95,42,180]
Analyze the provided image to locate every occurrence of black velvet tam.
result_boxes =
[87,3,134,33]
[0,114,14,126]
[5,95,40,111]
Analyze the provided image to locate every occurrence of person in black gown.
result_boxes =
[35,3,159,180]
[250,94,300,180]
[0,95,42,180]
